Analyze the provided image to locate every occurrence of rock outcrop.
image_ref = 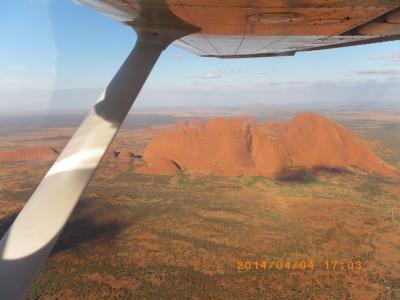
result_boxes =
[140,113,398,178]
[0,146,59,162]
[104,148,142,162]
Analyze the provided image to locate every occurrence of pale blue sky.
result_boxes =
[1,0,400,113]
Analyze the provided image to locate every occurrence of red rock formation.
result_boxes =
[140,112,398,178]
[142,118,256,176]
[173,119,206,130]
[286,112,349,170]
[334,123,397,177]
[0,146,59,162]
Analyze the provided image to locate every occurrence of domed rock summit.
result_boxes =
[138,112,398,178]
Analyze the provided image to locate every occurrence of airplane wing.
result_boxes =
[78,0,400,58]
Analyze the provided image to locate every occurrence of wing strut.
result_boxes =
[0,26,191,299]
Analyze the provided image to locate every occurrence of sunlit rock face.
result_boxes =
[140,113,399,178]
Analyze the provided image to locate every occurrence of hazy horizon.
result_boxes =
[0,95,399,116]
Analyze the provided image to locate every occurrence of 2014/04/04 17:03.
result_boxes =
[237,260,362,271]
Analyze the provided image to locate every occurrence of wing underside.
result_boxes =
[77,0,400,58]
[77,0,400,57]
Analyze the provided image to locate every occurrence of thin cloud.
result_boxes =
[255,80,311,87]
[199,72,222,79]
[9,65,28,72]
[196,68,243,80]
[257,68,277,76]
[354,70,400,76]
[368,53,400,63]
[29,0,54,5]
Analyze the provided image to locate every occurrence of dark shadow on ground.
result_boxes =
[276,167,351,183]
[51,199,129,255]
[0,200,128,257]
[51,214,126,255]
[312,166,351,175]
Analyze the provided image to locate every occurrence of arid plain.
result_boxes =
[0,104,399,299]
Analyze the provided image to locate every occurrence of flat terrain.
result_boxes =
[0,108,399,299]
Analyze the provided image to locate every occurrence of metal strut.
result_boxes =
[0,27,191,299]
